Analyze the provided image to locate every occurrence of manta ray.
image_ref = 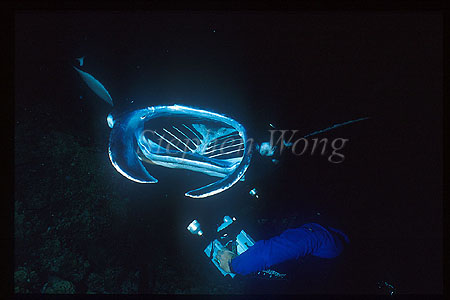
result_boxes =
[74,66,252,198]
[74,64,368,198]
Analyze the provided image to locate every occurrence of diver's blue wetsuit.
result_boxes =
[230,223,350,276]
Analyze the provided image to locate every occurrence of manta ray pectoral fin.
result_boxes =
[185,141,252,198]
[108,110,158,183]
[73,66,114,106]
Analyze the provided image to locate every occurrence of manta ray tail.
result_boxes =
[302,117,370,138]
[73,66,114,106]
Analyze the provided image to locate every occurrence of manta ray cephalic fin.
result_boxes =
[108,108,158,183]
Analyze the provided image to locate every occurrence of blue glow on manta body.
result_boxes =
[74,65,252,198]
[74,64,369,198]
[108,104,252,198]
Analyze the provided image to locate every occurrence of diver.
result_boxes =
[216,222,349,276]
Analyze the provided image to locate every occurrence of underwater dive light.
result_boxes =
[187,219,203,236]
[217,215,236,232]
[249,188,259,198]
[187,215,287,279]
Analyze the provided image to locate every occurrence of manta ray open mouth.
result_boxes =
[138,116,245,176]
[108,105,252,198]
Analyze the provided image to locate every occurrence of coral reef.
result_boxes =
[41,277,76,294]
[14,266,38,293]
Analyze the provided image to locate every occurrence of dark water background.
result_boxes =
[14,12,442,294]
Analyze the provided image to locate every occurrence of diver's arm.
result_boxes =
[229,227,316,275]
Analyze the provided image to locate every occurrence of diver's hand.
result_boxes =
[216,249,237,273]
